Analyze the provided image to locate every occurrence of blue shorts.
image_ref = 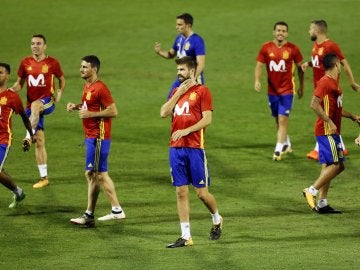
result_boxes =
[169,147,210,188]
[168,74,205,99]
[268,94,293,117]
[26,96,55,131]
[0,144,10,171]
[316,134,344,165]
[85,138,111,172]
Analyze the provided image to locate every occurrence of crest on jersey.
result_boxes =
[42,64,48,73]
[282,50,289,60]
[189,92,197,101]
[86,92,91,100]
[184,42,190,50]
[0,97,7,105]
[318,47,324,56]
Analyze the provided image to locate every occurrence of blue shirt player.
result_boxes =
[154,13,205,98]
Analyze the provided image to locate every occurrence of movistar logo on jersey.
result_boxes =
[28,74,45,87]
[311,55,320,68]
[174,101,190,116]
[269,60,286,72]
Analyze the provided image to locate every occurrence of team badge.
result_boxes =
[86,92,91,100]
[318,47,324,56]
[189,92,197,101]
[0,96,7,105]
[42,64,49,73]
[283,50,289,60]
[184,42,190,50]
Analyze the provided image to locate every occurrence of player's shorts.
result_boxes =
[85,138,111,172]
[0,144,10,171]
[26,96,55,130]
[268,94,293,117]
[168,74,205,99]
[316,134,344,165]
[169,147,210,188]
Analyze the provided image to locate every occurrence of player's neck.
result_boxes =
[326,71,338,80]
[184,30,193,38]
[33,54,46,62]
[85,76,98,86]
[274,39,287,47]
[0,85,7,92]
[316,35,327,44]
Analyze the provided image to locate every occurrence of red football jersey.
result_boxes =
[0,89,26,145]
[314,75,342,136]
[256,41,303,95]
[170,84,213,149]
[81,80,114,139]
[17,56,64,108]
[310,40,344,86]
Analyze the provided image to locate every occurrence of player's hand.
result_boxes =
[355,135,360,146]
[30,135,37,144]
[297,87,304,99]
[171,129,190,141]
[154,42,161,54]
[254,81,261,92]
[328,120,337,134]
[55,89,62,103]
[350,82,360,92]
[301,62,309,72]
[178,79,196,95]
[66,102,77,112]
[78,108,93,119]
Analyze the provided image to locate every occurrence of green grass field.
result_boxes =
[1,0,360,269]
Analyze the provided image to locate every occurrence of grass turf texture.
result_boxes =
[1,0,360,269]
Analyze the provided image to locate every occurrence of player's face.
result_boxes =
[31,37,46,57]
[273,25,288,43]
[177,64,191,82]
[176,19,190,35]
[80,61,95,80]
[0,67,9,86]
[309,23,318,41]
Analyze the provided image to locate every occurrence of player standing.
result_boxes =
[160,56,222,248]
[255,21,304,160]
[155,13,205,98]
[301,20,360,160]
[0,63,34,208]
[12,34,65,188]
[68,55,125,228]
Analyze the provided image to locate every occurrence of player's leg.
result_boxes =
[32,130,49,188]
[0,145,26,208]
[190,148,222,240]
[166,148,193,248]
[303,135,344,213]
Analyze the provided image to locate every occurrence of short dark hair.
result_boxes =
[312,20,327,34]
[175,56,197,70]
[323,52,338,70]
[177,13,193,26]
[32,34,47,44]
[273,21,288,31]
[0,62,11,74]
[81,55,101,73]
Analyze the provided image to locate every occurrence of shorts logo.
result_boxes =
[87,163,93,168]
[199,180,205,185]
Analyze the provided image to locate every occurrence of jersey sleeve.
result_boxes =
[10,91,25,114]
[194,36,205,55]
[52,59,64,78]
[293,45,303,64]
[200,86,213,112]
[330,42,345,61]
[256,45,266,63]
[17,59,26,78]
[99,85,115,108]
[314,79,326,99]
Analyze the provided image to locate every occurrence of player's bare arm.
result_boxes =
[160,79,196,118]
[341,59,360,92]
[254,62,263,92]
[195,55,205,80]
[171,110,212,141]
[78,103,117,119]
[154,42,176,59]
[10,77,25,93]
[55,76,66,103]
[310,95,337,134]
[296,63,305,98]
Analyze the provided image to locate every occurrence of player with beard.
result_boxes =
[255,21,304,161]
[302,20,360,161]
[160,56,222,248]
